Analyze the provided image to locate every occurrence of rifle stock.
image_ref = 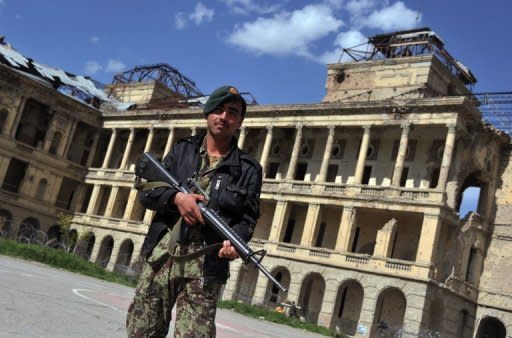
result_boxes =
[136,152,287,293]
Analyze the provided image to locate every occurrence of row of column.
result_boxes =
[97,123,457,189]
[242,123,456,188]
[267,201,442,266]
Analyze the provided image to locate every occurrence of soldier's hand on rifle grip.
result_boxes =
[171,192,206,225]
[218,240,239,259]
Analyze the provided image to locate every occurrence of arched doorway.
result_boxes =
[17,217,41,243]
[233,264,259,303]
[476,316,506,338]
[331,279,364,336]
[298,273,325,324]
[96,236,114,268]
[370,287,406,338]
[114,239,134,273]
[263,267,290,308]
[75,232,95,260]
[68,229,78,252]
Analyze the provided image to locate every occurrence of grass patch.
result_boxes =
[0,238,137,287]
[0,238,346,337]
[218,300,346,337]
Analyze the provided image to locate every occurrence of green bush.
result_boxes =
[0,238,136,287]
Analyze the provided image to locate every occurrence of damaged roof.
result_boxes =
[0,37,132,110]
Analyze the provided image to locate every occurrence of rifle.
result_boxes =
[136,152,287,293]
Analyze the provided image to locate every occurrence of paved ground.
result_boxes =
[0,255,325,337]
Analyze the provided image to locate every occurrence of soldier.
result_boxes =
[126,85,262,337]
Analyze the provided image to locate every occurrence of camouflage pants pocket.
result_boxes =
[174,278,220,338]
[127,294,169,338]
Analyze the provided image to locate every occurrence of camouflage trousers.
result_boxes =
[126,250,221,337]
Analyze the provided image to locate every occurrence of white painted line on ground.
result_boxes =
[72,288,123,312]
[216,322,241,333]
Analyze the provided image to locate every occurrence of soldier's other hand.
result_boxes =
[172,192,205,225]
[218,240,239,259]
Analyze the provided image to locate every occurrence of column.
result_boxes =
[70,184,87,213]
[286,124,303,180]
[9,97,26,137]
[123,189,139,220]
[106,240,121,271]
[300,204,321,246]
[391,123,410,186]
[437,124,457,191]
[373,218,397,257]
[101,128,118,168]
[143,127,154,153]
[119,128,135,169]
[85,131,101,167]
[104,186,119,217]
[163,127,175,156]
[42,115,57,152]
[268,201,289,242]
[416,213,442,265]
[335,206,357,252]
[143,209,155,224]
[221,260,243,300]
[62,119,78,158]
[317,126,335,182]
[252,269,272,305]
[259,126,273,176]
[237,127,247,149]
[48,176,64,205]
[0,157,10,184]
[86,184,101,215]
[353,126,371,184]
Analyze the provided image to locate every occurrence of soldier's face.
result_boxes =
[206,101,243,139]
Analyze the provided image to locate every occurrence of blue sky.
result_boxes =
[0,0,511,105]
[0,0,503,217]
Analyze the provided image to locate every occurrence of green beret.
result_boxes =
[203,85,247,117]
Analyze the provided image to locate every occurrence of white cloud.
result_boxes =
[346,0,381,16]
[220,0,282,15]
[90,36,100,43]
[189,2,214,25]
[227,4,343,58]
[318,30,367,64]
[105,59,126,73]
[175,12,187,29]
[362,1,420,31]
[84,61,102,75]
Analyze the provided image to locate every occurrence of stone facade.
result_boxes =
[0,32,511,337]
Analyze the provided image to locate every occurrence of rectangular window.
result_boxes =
[315,222,327,247]
[400,167,409,187]
[362,166,372,184]
[266,162,279,179]
[294,162,308,181]
[283,219,295,243]
[2,158,29,193]
[55,178,80,210]
[326,164,338,182]
[429,167,440,188]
